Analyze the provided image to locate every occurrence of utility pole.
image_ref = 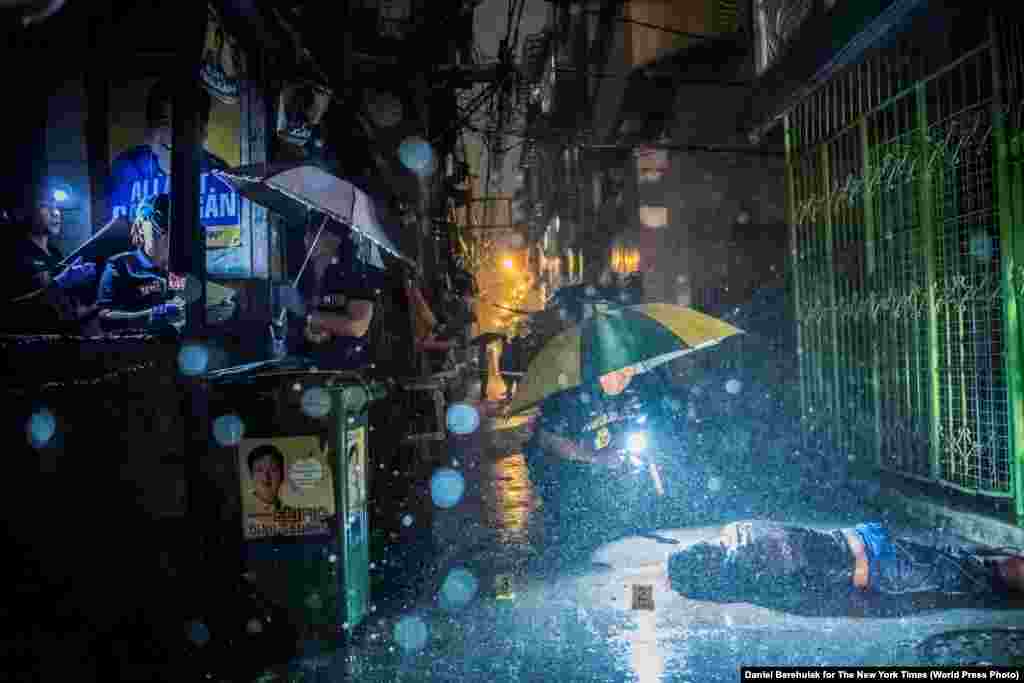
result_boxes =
[169,0,211,598]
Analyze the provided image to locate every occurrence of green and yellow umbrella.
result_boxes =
[507,302,742,414]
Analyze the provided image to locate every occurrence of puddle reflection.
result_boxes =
[482,452,536,546]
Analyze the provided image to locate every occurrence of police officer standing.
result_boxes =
[4,200,97,332]
[277,216,377,370]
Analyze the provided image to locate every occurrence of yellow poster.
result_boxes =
[239,436,336,540]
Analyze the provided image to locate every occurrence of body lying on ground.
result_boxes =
[668,519,1024,603]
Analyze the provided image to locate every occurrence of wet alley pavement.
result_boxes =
[287,404,1024,681]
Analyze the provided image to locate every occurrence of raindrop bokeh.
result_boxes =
[26,408,56,449]
[402,514,414,527]
[707,476,723,493]
[439,567,479,610]
[393,615,429,652]
[430,468,466,509]
[300,386,332,418]
[398,137,436,176]
[725,379,743,395]
[186,620,210,647]
[446,402,480,435]
[213,413,245,447]
[969,231,993,261]
[177,343,209,376]
[304,592,323,610]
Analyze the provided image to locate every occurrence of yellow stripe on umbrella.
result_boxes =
[507,303,742,414]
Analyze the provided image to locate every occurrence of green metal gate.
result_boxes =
[785,15,1024,519]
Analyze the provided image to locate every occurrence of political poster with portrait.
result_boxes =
[239,436,336,540]
[106,74,258,277]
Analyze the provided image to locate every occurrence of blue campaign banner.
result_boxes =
[108,145,250,276]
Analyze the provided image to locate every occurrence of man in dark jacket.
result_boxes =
[668,519,1024,603]
[277,217,377,370]
[499,335,525,400]
[4,201,98,332]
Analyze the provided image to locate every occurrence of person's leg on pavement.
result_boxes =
[854,522,1016,596]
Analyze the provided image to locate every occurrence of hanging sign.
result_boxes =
[200,5,241,105]
[276,81,333,148]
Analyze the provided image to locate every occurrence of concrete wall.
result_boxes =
[648,146,786,308]
[614,44,788,311]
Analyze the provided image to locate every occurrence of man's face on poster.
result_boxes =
[251,453,284,505]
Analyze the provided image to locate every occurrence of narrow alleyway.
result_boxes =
[280,401,1024,682]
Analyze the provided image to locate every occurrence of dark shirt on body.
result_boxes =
[2,238,77,332]
[536,370,684,454]
[96,248,178,332]
[704,520,1009,602]
[298,256,378,370]
[10,238,62,299]
[716,520,855,601]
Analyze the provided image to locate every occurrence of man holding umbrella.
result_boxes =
[514,301,741,538]
[277,214,377,371]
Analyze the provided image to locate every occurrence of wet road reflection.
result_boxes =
[482,453,535,547]
[286,416,1024,682]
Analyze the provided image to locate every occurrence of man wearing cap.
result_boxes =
[96,193,186,333]
[667,519,1024,604]
[278,217,377,370]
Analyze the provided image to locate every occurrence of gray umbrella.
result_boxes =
[213,162,415,268]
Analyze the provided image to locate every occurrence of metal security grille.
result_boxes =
[785,15,1024,516]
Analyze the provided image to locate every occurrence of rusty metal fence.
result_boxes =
[785,14,1024,519]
